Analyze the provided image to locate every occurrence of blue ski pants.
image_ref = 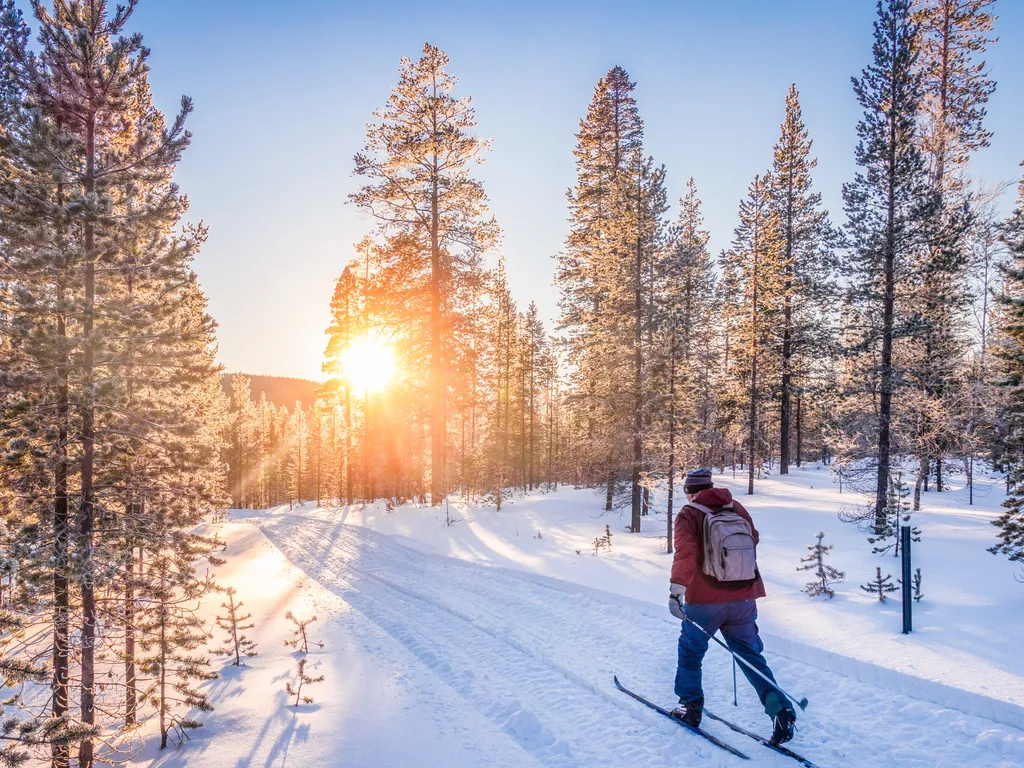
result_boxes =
[674,599,791,718]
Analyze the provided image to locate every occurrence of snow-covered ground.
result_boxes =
[130,465,1024,767]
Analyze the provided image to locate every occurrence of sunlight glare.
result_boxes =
[345,338,397,394]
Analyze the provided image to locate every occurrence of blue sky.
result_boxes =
[26,0,1024,380]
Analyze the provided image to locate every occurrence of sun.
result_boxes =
[344,337,397,394]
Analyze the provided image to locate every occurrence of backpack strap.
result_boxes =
[687,501,732,516]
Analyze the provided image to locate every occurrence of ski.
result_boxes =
[612,676,749,760]
[702,708,822,768]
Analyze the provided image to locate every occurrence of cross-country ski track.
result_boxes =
[177,509,1024,768]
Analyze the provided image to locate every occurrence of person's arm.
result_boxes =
[671,507,699,587]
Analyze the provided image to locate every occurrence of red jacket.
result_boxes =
[671,487,767,605]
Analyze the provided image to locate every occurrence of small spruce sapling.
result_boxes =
[591,525,614,555]
[286,656,324,706]
[797,532,845,598]
[285,610,324,653]
[868,473,921,555]
[213,587,258,666]
[861,566,898,602]
[912,567,924,602]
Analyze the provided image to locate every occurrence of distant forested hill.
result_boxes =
[221,373,320,409]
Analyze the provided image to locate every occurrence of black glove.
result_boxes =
[669,583,686,620]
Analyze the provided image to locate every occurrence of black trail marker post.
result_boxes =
[901,524,912,634]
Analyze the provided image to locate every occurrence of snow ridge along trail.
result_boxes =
[256,513,1024,768]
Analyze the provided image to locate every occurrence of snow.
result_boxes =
[129,465,1024,767]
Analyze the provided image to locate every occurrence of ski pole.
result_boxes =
[683,614,809,711]
[732,657,738,707]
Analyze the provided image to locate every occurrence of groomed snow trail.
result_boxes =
[256,513,1024,768]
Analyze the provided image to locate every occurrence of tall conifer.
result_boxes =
[351,44,499,506]
[842,0,939,530]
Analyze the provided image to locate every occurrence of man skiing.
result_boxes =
[668,468,797,745]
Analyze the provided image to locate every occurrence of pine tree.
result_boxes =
[797,532,845,598]
[861,566,899,602]
[991,169,1024,565]
[659,178,717,549]
[0,3,225,764]
[285,611,324,653]
[727,173,782,495]
[910,0,997,497]
[842,0,940,532]
[322,266,359,505]
[769,85,836,474]
[136,539,220,750]
[286,657,324,707]
[554,66,650,519]
[213,587,258,666]
[913,0,997,195]
[522,303,548,491]
[351,43,500,506]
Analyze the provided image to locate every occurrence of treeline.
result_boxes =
[251,0,1024,571]
[226,46,573,513]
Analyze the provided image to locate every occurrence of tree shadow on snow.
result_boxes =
[236,688,314,768]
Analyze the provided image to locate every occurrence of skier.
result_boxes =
[667,468,797,745]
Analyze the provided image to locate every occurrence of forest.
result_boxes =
[0,0,1022,766]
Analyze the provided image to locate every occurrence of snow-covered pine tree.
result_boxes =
[725,173,782,495]
[991,168,1024,565]
[522,303,549,491]
[322,265,359,505]
[716,252,748,471]
[657,178,717,549]
[351,43,499,506]
[861,566,899,602]
[842,0,940,533]
[768,85,836,474]
[213,587,258,666]
[136,527,220,750]
[914,0,997,196]
[797,532,845,598]
[227,375,258,508]
[484,260,518,509]
[287,405,309,507]
[555,66,657,522]
[0,609,64,767]
[912,567,925,601]
[0,3,226,763]
[909,0,998,498]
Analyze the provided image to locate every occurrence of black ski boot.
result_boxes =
[770,708,796,745]
[670,697,704,729]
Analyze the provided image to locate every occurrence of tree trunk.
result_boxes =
[631,189,644,533]
[874,73,898,534]
[780,174,795,475]
[795,389,803,467]
[667,330,677,554]
[429,92,445,505]
[53,272,70,768]
[748,205,760,497]
[79,113,98,768]
[124,538,137,726]
[913,454,927,512]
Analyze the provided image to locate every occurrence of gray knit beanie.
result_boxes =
[683,468,714,495]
